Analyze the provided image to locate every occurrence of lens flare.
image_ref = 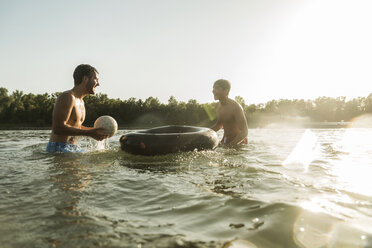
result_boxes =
[282,129,318,171]
[347,114,372,128]
[330,128,372,197]
[203,104,216,121]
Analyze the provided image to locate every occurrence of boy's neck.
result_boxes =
[219,96,229,105]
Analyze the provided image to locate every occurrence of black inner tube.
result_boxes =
[136,126,210,134]
[120,125,219,156]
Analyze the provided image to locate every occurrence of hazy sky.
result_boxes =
[1,0,372,104]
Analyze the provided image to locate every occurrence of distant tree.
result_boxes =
[0,88,10,117]
[235,96,245,107]
[8,90,25,123]
[0,88,11,122]
[1,87,372,128]
[264,100,278,114]
[364,93,372,113]
[168,96,178,106]
[344,97,364,121]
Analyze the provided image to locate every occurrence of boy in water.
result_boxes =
[47,64,108,153]
[211,79,248,146]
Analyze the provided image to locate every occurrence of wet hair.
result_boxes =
[214,79,231,92]
[73,64,98,85]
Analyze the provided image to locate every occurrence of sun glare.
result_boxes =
[330,128,372,197]
[282,129,318,171]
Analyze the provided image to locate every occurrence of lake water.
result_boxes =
[0,128,371,248]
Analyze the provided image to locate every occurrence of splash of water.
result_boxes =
[84,138,111,152]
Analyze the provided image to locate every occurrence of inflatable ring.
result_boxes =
[119,125,219,155]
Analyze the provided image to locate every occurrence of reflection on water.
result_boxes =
[0,129,372,247]
[282,129,319,172]
[44,157,93,247]
[331,128,372,197]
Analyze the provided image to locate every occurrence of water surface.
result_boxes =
[0,128,371,247]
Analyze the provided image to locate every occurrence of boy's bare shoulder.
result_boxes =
[56,90,75,104]
[229,98,244,110]
[60,90,74,97]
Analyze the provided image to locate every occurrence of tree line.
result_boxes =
[1,87,372,128]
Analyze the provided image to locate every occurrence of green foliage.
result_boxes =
[235,96,245,107]
[0,87,371,128]
[0,89,55,125]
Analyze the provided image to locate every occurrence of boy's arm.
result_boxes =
[211,119,223,131]
[210,103,222,131]
[81,125,94,130]
[52,93,107,140]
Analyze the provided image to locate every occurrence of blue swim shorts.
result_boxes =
[46,142,84,153]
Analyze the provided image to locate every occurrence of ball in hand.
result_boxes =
[94,115,118,137]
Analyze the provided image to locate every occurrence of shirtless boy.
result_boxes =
[211,79,248,146]
[46,64,108,153]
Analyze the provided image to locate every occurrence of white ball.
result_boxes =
[94,115,118,137]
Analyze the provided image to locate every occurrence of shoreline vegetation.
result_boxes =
[1,87,372,130]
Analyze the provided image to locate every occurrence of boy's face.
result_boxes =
[86,72,100,95]
[212,84,227,100]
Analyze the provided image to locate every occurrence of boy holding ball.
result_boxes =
[47,64,108,153]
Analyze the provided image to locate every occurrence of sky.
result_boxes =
[1,0,372,104]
